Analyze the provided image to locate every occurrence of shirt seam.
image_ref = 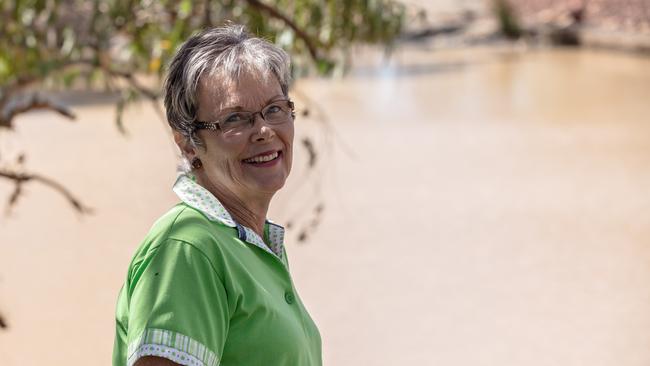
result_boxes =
[162,204,229,284]
[129,203,187,272]
[130,204,229,286]
[162,237,227,285]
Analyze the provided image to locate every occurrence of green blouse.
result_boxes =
[113,174,322,366]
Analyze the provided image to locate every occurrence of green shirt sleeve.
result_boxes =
[125,239,228,366]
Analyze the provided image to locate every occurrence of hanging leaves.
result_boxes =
[0,0,404,94]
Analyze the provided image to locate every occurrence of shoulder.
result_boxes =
[135,203,235,253]
[126,203,237,283]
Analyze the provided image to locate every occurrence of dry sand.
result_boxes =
[1,47,650,365]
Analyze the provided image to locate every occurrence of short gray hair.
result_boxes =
[163,24,291,150]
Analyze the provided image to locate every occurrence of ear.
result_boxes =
[173,131,196,159]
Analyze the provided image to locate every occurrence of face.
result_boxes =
[178,69,294,202]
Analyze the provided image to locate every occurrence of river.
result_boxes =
[1,46,649,365]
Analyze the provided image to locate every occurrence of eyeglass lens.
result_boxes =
[220,100,293,135]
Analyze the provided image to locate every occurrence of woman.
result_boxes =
[113,25,322,366]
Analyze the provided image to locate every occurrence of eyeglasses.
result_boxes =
[193,99,295,137]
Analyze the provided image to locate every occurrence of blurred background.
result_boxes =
[1,0,650,365]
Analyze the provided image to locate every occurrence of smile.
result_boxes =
[242,150,282,165]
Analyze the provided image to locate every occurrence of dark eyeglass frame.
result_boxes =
[193,99,295,133]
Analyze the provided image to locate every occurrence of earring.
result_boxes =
[191,157,203,169]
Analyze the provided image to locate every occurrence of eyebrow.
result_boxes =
[218,95,286,113]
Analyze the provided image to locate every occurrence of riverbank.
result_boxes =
[402,0,650,54]
[515,0,650,52]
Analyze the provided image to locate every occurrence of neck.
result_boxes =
[196,174,271,239]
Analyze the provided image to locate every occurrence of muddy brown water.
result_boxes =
[1,46,649,365]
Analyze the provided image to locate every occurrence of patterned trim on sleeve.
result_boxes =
[127,328,219,366]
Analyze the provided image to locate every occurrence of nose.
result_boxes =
[250,113,275,142]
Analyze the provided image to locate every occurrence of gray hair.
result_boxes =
[163,24,291,153]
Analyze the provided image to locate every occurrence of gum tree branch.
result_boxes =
[0,59,162,130]
[0,93,76,129]
[0,58,160,105]
[0,59,96,103]
[104,68,159,100]
[0,169,92,214]
[242,0,323,62]
[0,59,156,216]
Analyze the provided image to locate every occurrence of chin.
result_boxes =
[256,178,287,194]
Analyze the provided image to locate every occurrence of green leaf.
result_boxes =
[115,97,127,136]
[316,59,335,75]
[0,57,10,79]
[178,0,192,19]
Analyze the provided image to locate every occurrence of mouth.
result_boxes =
[242,150,282,166]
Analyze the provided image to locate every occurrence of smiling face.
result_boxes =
[181,69,294,203]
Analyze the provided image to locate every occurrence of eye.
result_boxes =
[265,105,282,114]
[223,112,248,124]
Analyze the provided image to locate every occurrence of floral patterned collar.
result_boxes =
[172,173,285,260]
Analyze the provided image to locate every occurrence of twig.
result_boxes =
[105,68,159,100]
[0,169,93,215]
[113,71,167,123]
[243,0,323,62]
[103,65,170,140]
[0,58,97,102]
[292,86,356,159]
[0,58,160,106]
[0,93,76,129]
[0,58,163,133]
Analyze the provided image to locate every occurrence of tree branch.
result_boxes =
[0,58,160,103]
[0,169,93,215]
[0,58,163,130]
[242,0,323,62]
[0,93,76,129]
[0,59,97,104]
[104,68,159,100]
[102,66,168,134]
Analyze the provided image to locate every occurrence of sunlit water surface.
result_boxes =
[1,46,649,366]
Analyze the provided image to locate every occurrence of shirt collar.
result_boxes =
[172,173,285,260]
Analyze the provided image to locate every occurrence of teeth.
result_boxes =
[244,151,279,163]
